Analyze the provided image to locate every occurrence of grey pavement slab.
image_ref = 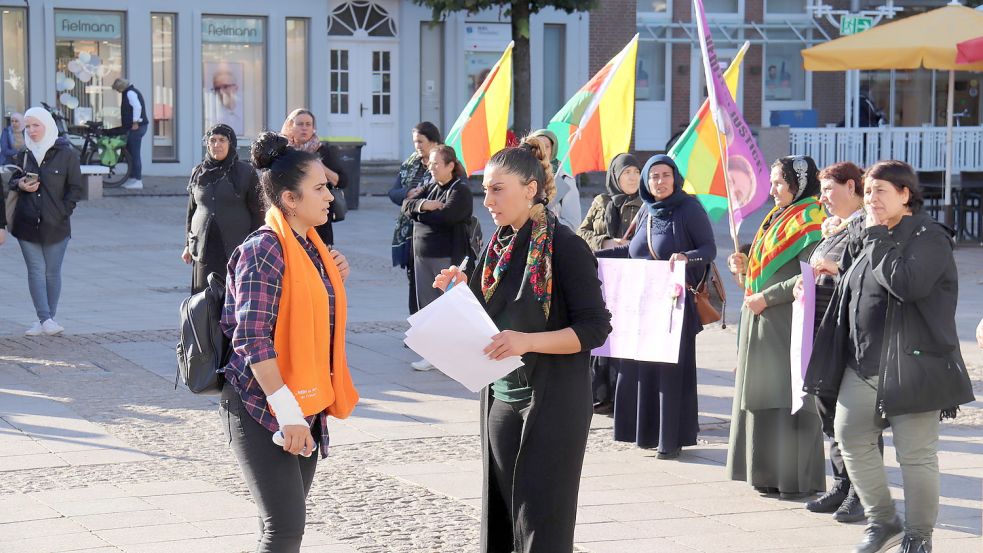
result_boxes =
[0,196,979,552]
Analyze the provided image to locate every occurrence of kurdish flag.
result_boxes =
[549,35,638,177]
[446,42,513,176]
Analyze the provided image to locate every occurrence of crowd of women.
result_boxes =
[1,105,978,553]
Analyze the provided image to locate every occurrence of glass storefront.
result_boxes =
[151,13,177,161]
[285,18,309,112]
[201,15,266,137]
[54,9,126,127]
[861,69,982,127]
[637,0,669,14]
[1,7,28,117]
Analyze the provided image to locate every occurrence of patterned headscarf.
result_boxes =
[481,203,556,320]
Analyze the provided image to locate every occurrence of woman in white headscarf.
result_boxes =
[8,106,82,336]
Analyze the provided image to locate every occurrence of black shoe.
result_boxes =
[754,486,779,496]
[806,486,848,513]
[780,491,815,501]
[834,487,867,523]
[656,448,680,460]
[896,534,932,553]
[592,401,613,415]
[853,517,903,553]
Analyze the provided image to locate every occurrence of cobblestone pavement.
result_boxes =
[0,196,980,552]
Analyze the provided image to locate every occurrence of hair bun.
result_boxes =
[251,131,290,170]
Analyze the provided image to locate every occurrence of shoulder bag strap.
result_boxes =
[645,214,660,260]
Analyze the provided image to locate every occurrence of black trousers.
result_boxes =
[406,254,419,315]
[590,356,618,406]
[486,397,531,553]
[220,384,319,553]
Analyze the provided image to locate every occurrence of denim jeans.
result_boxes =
[127,123,148,179]
[18,237,70,322]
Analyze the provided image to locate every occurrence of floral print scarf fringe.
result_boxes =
[292,134,322,154]
[481,203,556,319]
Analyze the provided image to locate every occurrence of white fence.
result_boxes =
[788,127,983,172]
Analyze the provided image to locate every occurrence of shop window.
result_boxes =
[201,16,266,138]
[329,2,396,38]
[764,33,807,102]
[1,8,28,116]
[765,0,808,15]
[543,24,566,119]
[637,0,670,14]
[54,10,126,127]
[636,40,666,102]
[286,18,310,112]
[330,49,350,115]
[704,0,740,13]
[151,13,177,161]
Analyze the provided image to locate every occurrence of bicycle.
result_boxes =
[40,102,133,188]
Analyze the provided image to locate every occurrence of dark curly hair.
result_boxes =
[250,131,320,211]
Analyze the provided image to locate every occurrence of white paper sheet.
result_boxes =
[790,261,816,415]
[404,284,523,393]
[592,258,687,364]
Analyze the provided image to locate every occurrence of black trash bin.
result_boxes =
[323,138,366,210]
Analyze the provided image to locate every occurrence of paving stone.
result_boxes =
[0,517,89,541]
[0,531,114,553]
[94,522,210,545]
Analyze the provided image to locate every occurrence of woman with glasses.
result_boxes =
[182,124,264,294]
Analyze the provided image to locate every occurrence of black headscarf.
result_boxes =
[639,154,687,219]
[604,153,642,237]
[194,124,239,189]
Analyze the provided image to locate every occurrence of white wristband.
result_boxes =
[266,385,307,428]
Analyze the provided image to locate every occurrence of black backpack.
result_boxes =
[176,273,229,394]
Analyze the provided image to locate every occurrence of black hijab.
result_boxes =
[604,153,642,237]
[639,154,687,219]
[194,124,239,189]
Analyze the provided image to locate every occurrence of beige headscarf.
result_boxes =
[23,107,59,164]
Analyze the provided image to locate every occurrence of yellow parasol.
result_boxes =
[802,2,983,226]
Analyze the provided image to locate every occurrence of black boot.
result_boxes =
[834,486,867,523]
[896,534,932,553]
[853,517,903,553]
[806,484,848,513]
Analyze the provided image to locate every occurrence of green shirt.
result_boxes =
[488,303,533,402]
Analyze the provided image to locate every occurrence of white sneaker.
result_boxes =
[41,319,64,335]
[122,179,143,190]
[411,358,434,371]
[25,322,44,336]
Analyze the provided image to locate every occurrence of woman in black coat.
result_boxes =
[182,124,263,294]
[435,137,612,553]
[8,107,82,336]
[282,109,346,246]
[402,144,473,371]
[805,161,974,553]
[597,154,716,458]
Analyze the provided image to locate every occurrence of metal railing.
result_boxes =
[788,126,983,172]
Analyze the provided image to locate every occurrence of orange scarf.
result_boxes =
[266,207,358,418]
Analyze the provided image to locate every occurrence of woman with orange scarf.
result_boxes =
[219,132,358,553]
[725,155,827,500]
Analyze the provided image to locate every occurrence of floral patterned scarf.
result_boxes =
[481,204,556,319]
[291,134,322,154]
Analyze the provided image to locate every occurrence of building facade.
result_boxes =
[1,0,590,176]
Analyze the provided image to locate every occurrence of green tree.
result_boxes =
[413,0,597,135]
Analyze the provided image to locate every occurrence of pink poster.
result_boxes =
[592,259,687,364]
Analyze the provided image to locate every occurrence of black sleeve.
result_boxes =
[389,173,408,205]
[595,245,630,259]
[414,184,472,226]
[554,229,613,351]
[319,144,347,190]
[185,172,197,248]
[63,150,83,215]
[245,167,264,231]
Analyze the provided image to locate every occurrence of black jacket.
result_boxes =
[469,221,612,553]
[313,143,347,246]
[8,138,82,244]
[185,159,264,261]
[403,176,472,260]
[804,212,975,419]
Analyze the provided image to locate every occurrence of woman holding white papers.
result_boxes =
[596,154,716,459]
[403,144,473,371]
[434,136,612,553]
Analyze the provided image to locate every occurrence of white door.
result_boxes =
[326,1,399,160]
